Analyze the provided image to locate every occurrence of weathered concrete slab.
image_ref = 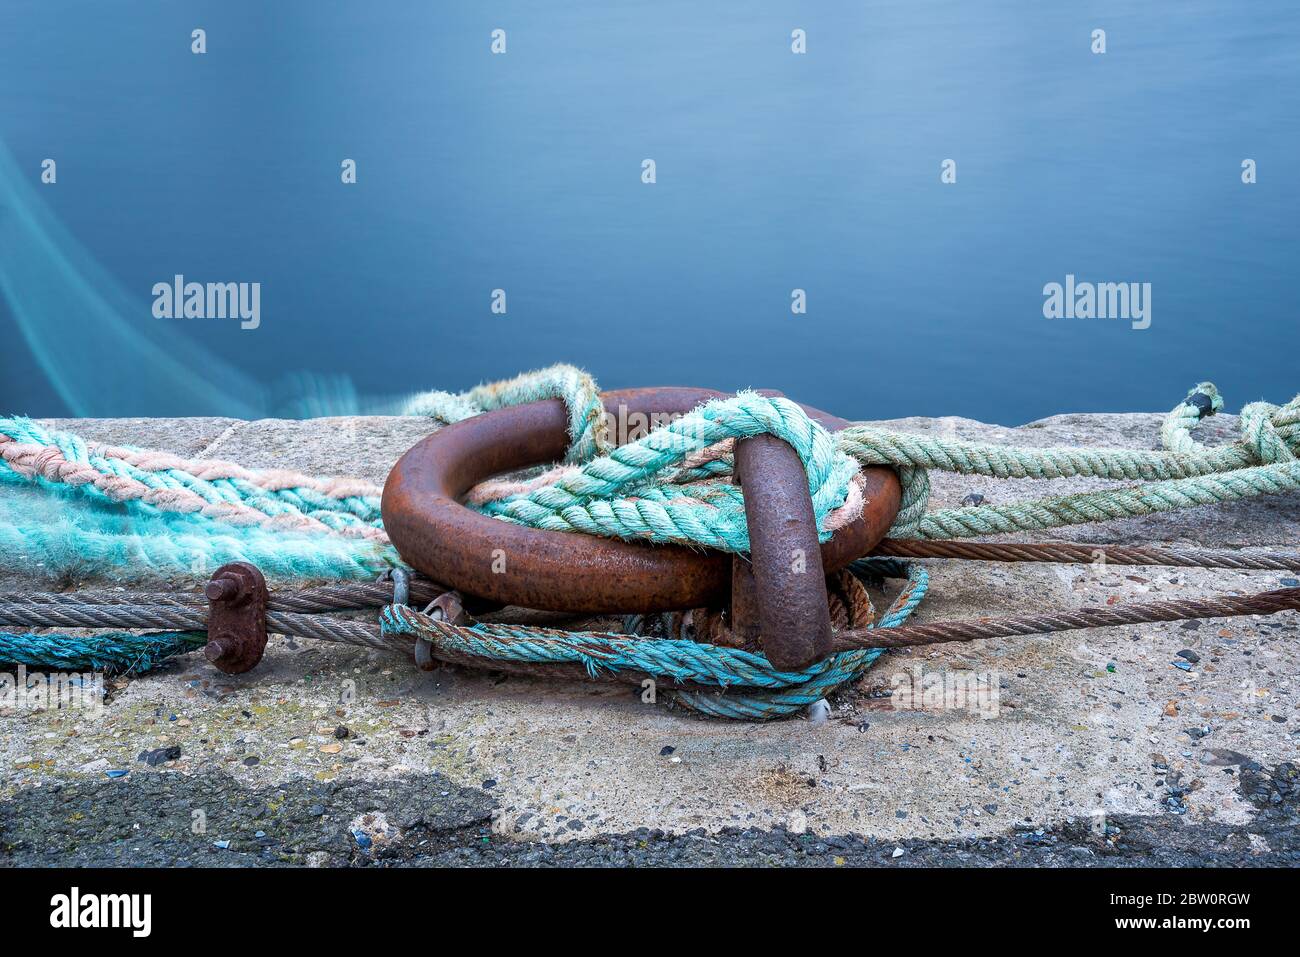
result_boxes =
[2,410,1298,864]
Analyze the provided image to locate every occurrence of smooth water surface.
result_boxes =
[2,1,1297,423]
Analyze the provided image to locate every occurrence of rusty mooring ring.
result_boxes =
[731,410,834,669]
[382,388,901,636]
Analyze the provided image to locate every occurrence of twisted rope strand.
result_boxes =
[874,539,1300,570]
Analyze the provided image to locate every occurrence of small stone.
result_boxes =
[242,755,260,766]
[333,726,350,740]
[659,746,675,756]
[891,847,905,859]
[319,743,343,754]
[482,778,497,789]
[1163,701,1179,716]
[308,804,326,817]
[1176,649,1201,664]
[137,746,181,766]
[961,493,985,506]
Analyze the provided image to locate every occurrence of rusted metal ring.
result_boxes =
[730,390,834,670]
[382,387,901,615]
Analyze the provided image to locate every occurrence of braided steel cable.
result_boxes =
[833,586,1300,651]
[0,601,400,653]
[3,576,447,613]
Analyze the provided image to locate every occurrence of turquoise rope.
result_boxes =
[0,486,398,582]
[1,416,383,533]
[0,630,204,675]
[399,363,610,462]
[477,391,858,550]
[379,559,928,719]
[0,562,923,713]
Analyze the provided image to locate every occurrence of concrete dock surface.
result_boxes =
[2,409,1297,866]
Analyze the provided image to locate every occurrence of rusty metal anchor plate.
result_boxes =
[204,561,269,674]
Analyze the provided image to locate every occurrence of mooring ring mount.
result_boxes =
[381,387,901,668]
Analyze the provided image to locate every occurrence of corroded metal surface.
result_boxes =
[382,387,900,617]
[732,424,833,670]
[203,562,269,674]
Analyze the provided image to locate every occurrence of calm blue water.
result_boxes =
[2,1,1298,424]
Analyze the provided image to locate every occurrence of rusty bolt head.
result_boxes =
[204,577,241,603]
[204,562,269,674]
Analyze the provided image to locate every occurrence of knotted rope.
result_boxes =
[3,368,1299,718]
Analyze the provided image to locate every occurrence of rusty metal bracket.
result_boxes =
[413,634,435,672]
[382,387,901,623]
[731,391,834,670]
[412,591,468,671]
[203,562,269,674]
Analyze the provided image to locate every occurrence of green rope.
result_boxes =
[841,383,1300,538]
[909,460,1300,540]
